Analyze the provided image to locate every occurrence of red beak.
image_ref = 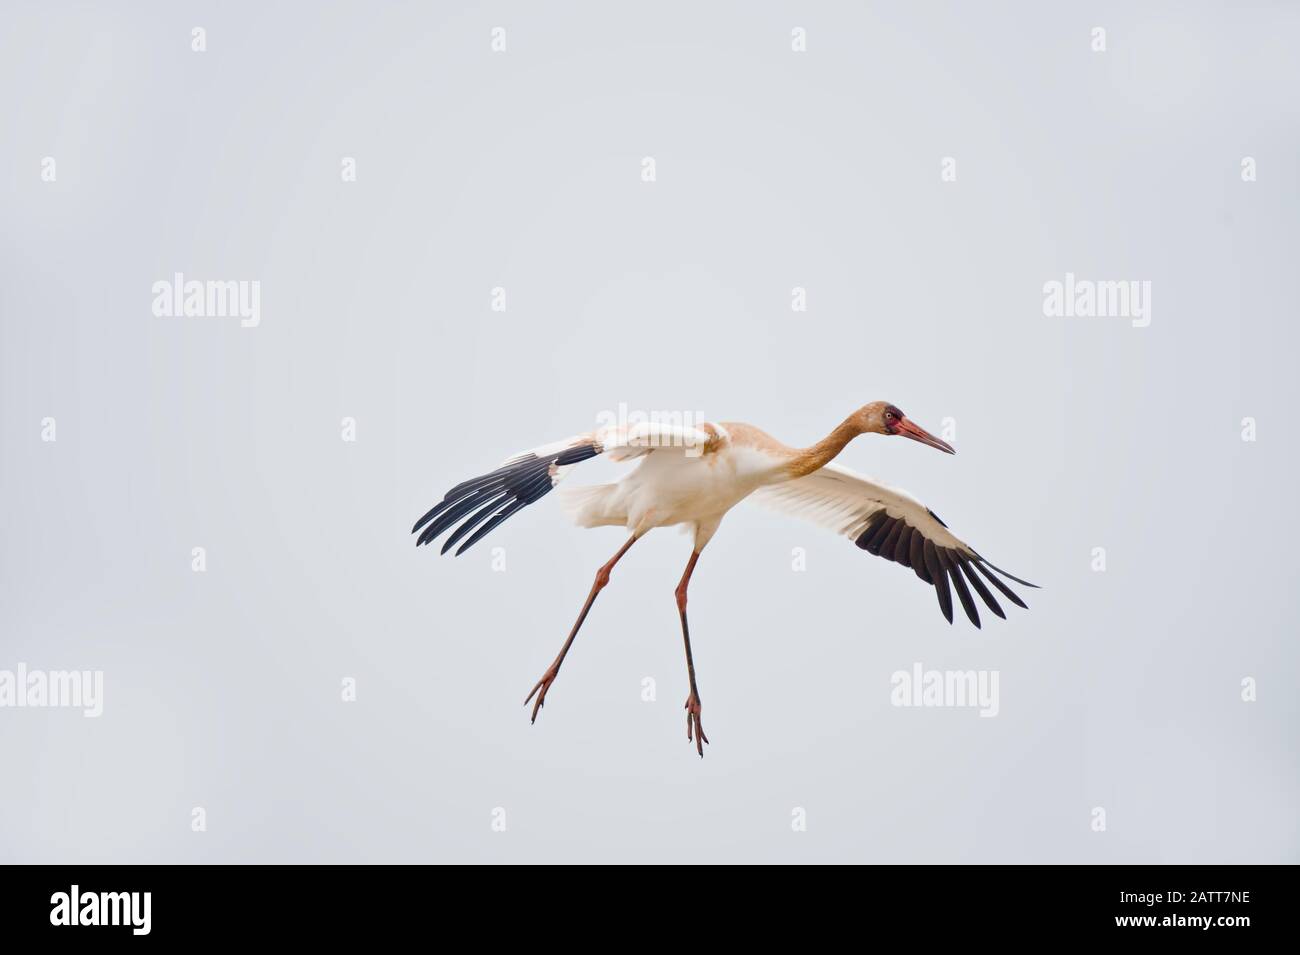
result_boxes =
[895,416,955,454]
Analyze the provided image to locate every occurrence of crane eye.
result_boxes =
[885,411,896,420]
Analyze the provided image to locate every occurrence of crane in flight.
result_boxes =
[412,402,1035,756]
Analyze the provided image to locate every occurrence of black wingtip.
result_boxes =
[971,560,1029,610]
[412,503,444,535]
[941,552,981,628]
[412,441,600,556]
[959,560,1006,620]
[977,556,1039,589]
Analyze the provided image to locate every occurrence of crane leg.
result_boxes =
[525,533,637,723]
[675,550,709,756]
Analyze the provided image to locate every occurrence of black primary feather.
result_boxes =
[923,539,953,624]
[844,510,1034,626]
[412,441,599,555]
[941,549,980,628]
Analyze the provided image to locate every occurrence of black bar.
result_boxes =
[0,865,1283,941]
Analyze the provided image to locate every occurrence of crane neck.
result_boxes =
[788,416,862,478]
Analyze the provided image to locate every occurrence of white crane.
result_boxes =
[413,402,1035,756]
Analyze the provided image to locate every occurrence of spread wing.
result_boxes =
[411,422,711,555]
[749,462,1036,627]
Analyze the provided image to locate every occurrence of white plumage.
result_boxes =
[749,461,966,552]
[413,401,1035,756]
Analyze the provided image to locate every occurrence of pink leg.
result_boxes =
[675,551,709,756]
[525,534,637,723]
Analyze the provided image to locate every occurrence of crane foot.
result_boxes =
[684,694,709,757]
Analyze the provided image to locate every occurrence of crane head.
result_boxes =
[857,401,955,454]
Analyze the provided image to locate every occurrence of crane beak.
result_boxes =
[895,417,956,455]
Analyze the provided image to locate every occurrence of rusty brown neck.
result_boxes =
[787,417,863,478]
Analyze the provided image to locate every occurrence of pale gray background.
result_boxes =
[2,1,1297,863]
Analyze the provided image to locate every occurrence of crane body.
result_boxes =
[413,402,1035,756]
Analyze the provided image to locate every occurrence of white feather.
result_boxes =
[748,462,968,552]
